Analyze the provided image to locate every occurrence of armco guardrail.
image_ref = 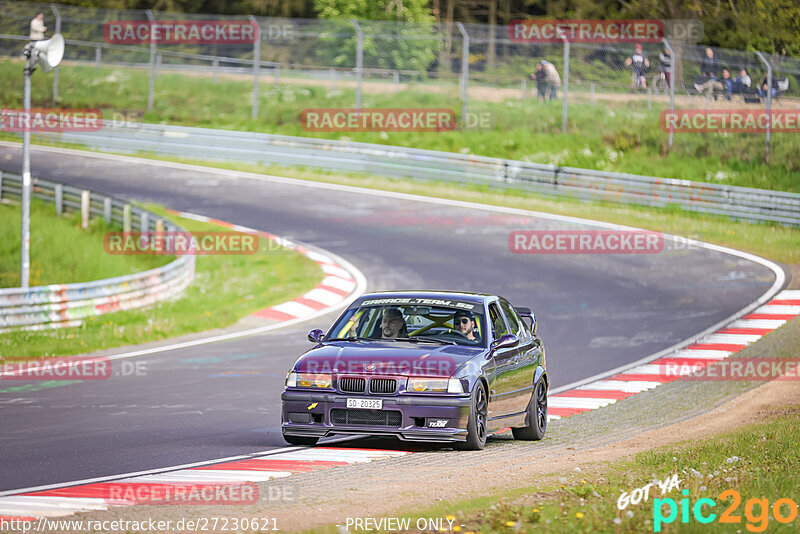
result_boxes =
[0,172,195,332]
[48,122,800,226]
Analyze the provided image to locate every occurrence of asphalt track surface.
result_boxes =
[0,145,780,492]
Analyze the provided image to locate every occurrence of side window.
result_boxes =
[498,299,522,337]
[488,303,509,339]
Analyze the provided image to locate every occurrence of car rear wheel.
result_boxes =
[512,379,547,441]
[283,434,319,446]
[457,382,488,450]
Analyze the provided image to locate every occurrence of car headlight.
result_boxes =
[286,372,332,389]
[407,377,463,393]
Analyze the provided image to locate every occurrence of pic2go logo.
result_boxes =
[654,489,799,532]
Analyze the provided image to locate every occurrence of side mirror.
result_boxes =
[307,329,324,343]
[490,333,519,352]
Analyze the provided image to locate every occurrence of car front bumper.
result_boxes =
[281,390,471,442]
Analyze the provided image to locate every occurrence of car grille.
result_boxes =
[369,378,397,394]
[330,409,402,427]
[338,376,366,393]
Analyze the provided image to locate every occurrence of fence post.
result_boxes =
[146,10,156,111]
[664,39,675,149]
[457,22,469,123]
[0,170,3,201]
[352,19,363,111]
[648,87,652,111]
[50,4,61,105]
[249,15,260,119]
[756,51,772,165]
[590,82,595,106]
[212,58,219,82]
[81,190,90,229]
[103,197,112,224]
[329,68,336,90]
[140,211,149,233]
[393,70,399,92]
[560,31,569,132]
[55,184,63,215]
[521,78,526,99]
[95,45,101,69]
[274,64,280,85]
[123,204,131,232]
[155,218,164,234]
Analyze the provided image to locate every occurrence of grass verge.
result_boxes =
[0,204,324,359]
[0,197,170,288]
[1,58,798,192]
[387,406,800,533]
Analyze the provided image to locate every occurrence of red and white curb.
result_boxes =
[166,210,361,324]
[0,448,411,521]
[545,289,800,420]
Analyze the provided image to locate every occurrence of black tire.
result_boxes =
[512,379,547,441]
[283,434,319,446]
[457,382,488,450]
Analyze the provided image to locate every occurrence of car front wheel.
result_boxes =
[512,379,547,441]
[457,382,488,450]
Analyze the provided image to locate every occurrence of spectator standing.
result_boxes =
[540,60,561,100]
[29,12,47,41]
[530,63,547,101]
[658,46,672,87]
[624,44,649,91]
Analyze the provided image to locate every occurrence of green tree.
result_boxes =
[313,0,442,72]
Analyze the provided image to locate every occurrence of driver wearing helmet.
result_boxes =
[453,310,480,342]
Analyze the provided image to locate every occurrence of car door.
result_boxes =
[498,298,541,413]
[486,301,521,425]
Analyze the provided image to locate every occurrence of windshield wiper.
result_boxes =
[397,336,457,345]
[325,337,373,342]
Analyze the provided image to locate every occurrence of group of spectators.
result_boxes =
[528,44,783,104]
[693,47,779,100]
[530,60,561,101]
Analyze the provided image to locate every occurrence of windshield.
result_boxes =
[327,298,487,347]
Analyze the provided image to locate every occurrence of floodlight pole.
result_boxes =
[20,58,34,289]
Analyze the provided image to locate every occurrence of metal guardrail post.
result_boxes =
[560,30,569,132]
[156,218,164,234]
[123,204,131,232]
[50,4,61,105]
[352,19,363,111]
[0,170,3,201]
[146,10,156,111]
[81,190,90,229]
[55,184,63,215]
[664,39,675,149]
[212,58,219,82]
[457,22,469,124]
[756,51,772,164]
[95,45,101,69]
[249,15,260,119]
[141,211,149,232]
[590,82,595,106]
[521,78,526,99]
[103,197,112,224]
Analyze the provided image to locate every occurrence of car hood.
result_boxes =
[294,341,484,377]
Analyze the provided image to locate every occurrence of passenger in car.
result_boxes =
[453,310,480,342]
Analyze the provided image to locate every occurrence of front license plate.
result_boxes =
[346,398,383,410]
